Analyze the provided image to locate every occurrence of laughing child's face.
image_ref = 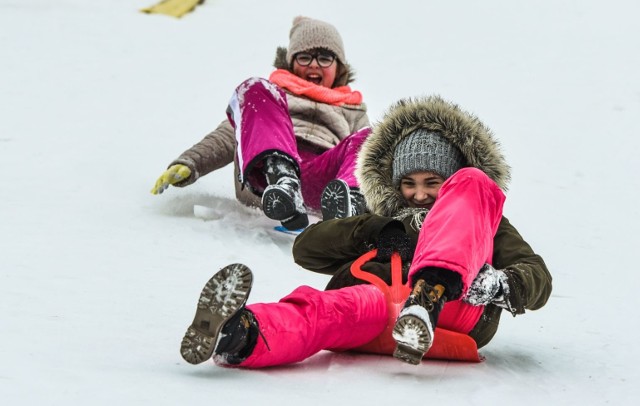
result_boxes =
[399,171,446,210]
[292,49,338,88]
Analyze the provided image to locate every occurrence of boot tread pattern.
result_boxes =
[392,314,433,365]
[263,186,296,220]
[180,264,253,365]
[321,179,351,220]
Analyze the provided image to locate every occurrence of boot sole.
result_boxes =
[392,314,433,365]
[180,264,253,365]
[262,187,296,220]
[262,186,308,230]
[320,179,351,221]
[393,344,425,365]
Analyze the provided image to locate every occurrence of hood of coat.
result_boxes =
[357,96,511,217]
[273,46,356,88]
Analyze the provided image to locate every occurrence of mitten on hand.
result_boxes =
[464,264,512,311]
[150,164,191,195]
[374,224,415,262]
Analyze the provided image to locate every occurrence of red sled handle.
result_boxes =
[350,249,407,306]
[349,249,482,362]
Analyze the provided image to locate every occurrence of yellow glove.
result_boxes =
[151,164,192,195]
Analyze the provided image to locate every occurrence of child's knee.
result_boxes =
[456,167,488,181]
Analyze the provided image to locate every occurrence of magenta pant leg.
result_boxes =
[227,77,299,188]
[299,127,371,208]
[325,126,371,188]
[408,167,506,333]
[234,284,387,368]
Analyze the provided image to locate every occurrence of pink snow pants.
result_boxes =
[222,167,505,369]
[410,167,506,333]
[227,77,370,210]
[240,284,388,368]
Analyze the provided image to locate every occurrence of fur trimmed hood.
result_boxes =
[357,96,511,217]
[273,46,356,88]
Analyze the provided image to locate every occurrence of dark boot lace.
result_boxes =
[406,279,443,312]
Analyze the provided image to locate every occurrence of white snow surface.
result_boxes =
[2,0,639,404]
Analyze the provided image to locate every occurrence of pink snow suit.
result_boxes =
[224,167,504,368]
[226,76,370,210]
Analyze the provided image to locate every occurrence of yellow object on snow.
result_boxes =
[141,0,204,18]
[151,164,192,195]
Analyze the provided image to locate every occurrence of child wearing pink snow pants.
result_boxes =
[225,169,504,368]
[227,77,370,210]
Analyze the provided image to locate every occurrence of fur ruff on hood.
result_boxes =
[273,46,356,88]
[357,96,511,217]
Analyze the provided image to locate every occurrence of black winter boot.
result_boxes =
[349,189,367,216]
[262,155,308,230]
[320,179,368,221]
[180,264,257,365]
[214,308,260,365]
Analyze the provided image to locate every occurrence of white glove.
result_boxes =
[464,264,512,312]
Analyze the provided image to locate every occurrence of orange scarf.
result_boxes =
[269,69,363,106]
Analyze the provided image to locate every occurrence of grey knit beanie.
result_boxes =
[286,16,346,66]
[392,130,466,186]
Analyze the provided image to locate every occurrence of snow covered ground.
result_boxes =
[2,0,639,404]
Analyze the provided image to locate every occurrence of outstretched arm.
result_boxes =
[168,119,236,187]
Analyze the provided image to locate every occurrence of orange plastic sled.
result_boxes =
[349,249,482,362]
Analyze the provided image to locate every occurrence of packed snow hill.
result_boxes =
[1,0,639,405]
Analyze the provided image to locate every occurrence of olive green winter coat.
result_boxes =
[292,96,552,348]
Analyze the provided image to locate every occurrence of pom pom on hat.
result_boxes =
[286,16,346,66]
[392,130,466,186]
